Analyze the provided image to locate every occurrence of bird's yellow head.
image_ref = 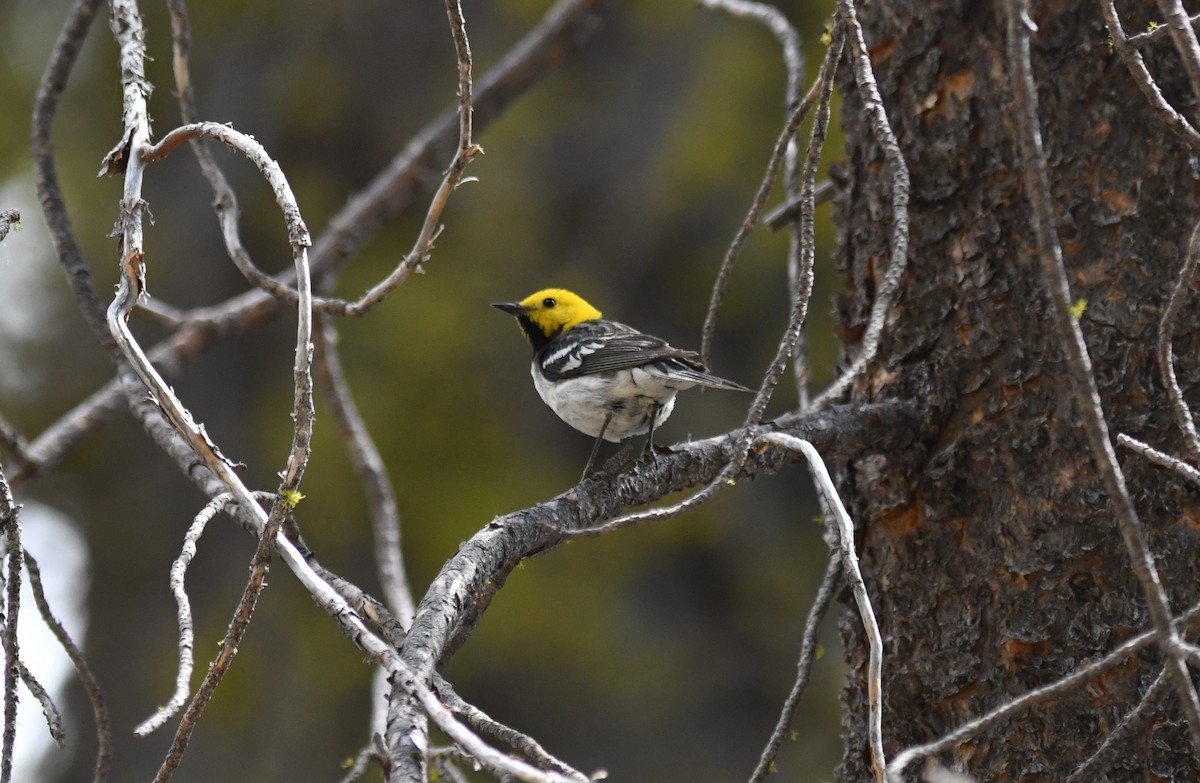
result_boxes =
[493,288,603,349]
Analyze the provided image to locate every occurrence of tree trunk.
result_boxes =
[835,1,1200,780]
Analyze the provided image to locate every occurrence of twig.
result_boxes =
[1155,0,1200,104]
[1005,0,1200,751]
[135,493,239,736]
[763,433,885,782]
[0,419,31,479]
[314,319,414,626]
[0,211,18,244]
[749,552,841,783]
[383,4,481,777]
[32,0,112,350]
[698,0,808,403]
[1116,432,1200,489]
[23,549,110,782]
[888,602,1200,780]
[411,682,582,783]
[1129,12,1200,45]
[0,467,22,783]
[317,0,480,318]
[698,64,822,369]
[13,660,64,750]
[336,743,383,783]
[11,372,129,486]
[1065,667,1170,782]
[1099,0,1200,151]
[164,0,290,301]
[151,507,282,783]
[315,317,414,749]
[763,180,836,230]
[433,677,591,781]
[812,0,911,408]
[22,0,610,496]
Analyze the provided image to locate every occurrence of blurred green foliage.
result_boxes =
[1,0,845,780]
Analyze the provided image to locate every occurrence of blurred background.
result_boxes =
[0,0,845,780]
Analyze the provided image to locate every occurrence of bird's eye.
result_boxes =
[542,297,556,308]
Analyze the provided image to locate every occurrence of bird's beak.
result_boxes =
[492,301,527,316]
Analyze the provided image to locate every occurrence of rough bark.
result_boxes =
[835,2,1200,780]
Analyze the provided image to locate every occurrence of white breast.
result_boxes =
[530,363,683,442]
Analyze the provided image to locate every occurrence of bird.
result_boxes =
[493,287,751,478]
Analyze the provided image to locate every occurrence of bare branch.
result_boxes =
[698,64,822,369]
[813,0,911,408]
[314,320,414,626]
[23,550,110,782]
[749,552,840,783]
[0,212,18,244]
[698,0,808,403]
[1154,0,1200,104]
[1006,0,1200,750]
[764,434,885,781]
[1128,12,1200,46]
[580,26,846,541]
[319,2,479,318]
[32,0,112,350]
[1099,0,1200,151]
[887,603,1200,780]
[1116,432,1200,489]
[12,661,63,751]
[0,419,31,480]
[391,399,920,779]
[135,493,235,736]
[0,468,22,783]
[151,506,282,783]
[1065,667,1171,782]
[433,679,592,781]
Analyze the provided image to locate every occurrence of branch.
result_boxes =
[0,467,22,783]
[1116,433,1200,489]
[18,0,612,494]
[391,400,920,768]
[748,552,840,783]
[315,0,479,318]
[314,320,414,625]
[151,504,282,783]
[1099,0,1200,151]
[135,494,235,736]
[1005,0,1200,750]
[1065,666,1170,782]
[1156,216,1200,463]
[0,212,17,244]
[23,550,110,782]
[585,26,846,541]
[887,603,1200,780]
[32,0,112,350]
[764,435,885,781]
[813,0,911,407]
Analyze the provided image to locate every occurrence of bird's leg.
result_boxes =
[642,402,661,459]
[581,413,613,481]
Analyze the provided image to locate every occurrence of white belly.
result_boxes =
[531,365,685,442]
